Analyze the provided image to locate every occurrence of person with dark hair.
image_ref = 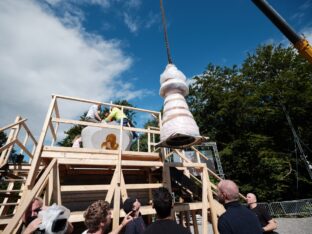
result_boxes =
[143,187,190,234]
[246,193,278,233]
[122,198,145,234]
[217,180,262,234]
[83,200,133,234]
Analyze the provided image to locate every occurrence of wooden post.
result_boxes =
[206,168,219,234]
[202,166,208,234]
[191,210,199,234]
[4,159,57,233]
[26,95,57,189]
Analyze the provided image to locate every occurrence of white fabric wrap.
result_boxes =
[159,65,200,141]
[38,204,70,234]
[81,121,132,150]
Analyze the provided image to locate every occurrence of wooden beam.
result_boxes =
[125,183,163,189]
[0,118,26,132]
[15,139,33,158]
[121,160,163,167]
[57,158,117,166]
[4,159,57,233]
[61,184,111,192]
[26,96,57,188]
[49,121,57,142]
[54,94,160,115]
[21,122,37,145]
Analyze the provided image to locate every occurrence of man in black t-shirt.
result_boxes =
[143,187,191,234]
[246,193,278,233]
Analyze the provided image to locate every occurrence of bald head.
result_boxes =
[217,180,239,203]
[246,193,257,207]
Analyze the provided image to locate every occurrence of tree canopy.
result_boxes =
[187,44,312,201]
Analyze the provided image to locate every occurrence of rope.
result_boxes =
[160,0,173,64]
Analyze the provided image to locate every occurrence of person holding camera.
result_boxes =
[23,199,73,234]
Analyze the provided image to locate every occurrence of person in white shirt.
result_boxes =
[85,104,102,123]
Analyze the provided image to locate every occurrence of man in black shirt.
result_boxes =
[143,187,191,234]
[246,193,278,233]
[217,180,263,234]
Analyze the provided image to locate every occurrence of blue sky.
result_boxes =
[0,0,312,135]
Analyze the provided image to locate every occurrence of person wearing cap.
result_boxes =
[85,104,102,123]
[83,200,133,234]
[143,187,190,234]
[122,198,146,234]
[246,193,278,233]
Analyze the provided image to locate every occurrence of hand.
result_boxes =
[122,211,134,226]
[23,218,42,234]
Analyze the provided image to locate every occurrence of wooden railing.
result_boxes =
[0,116,37,168]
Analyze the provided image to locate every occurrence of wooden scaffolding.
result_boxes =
[0,94,246,234]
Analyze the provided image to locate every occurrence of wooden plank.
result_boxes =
[0,118,26,132]
[120,172,128,202]
[4,159,57,233]
[105,170,118,203]
[43,146,119,154]
[52,118,160,134]
[191,210,199,234]
[125,183,163,189]
[52,117,120,130]
[206,168,219,234]
[166,162,205,168]
[57,158,117,166]
[15,139,33,158]
[0,202,19,206]
[0,139,17,153]
[61,185,111,192]
[41,151,118,160]
[54,94,160,115]
[26,96,57,188]
[121,161,163,167]
[49,121,57,141]
[21,122,37,145]
[173,202,205,212]
[202,167,208,234]
[0,218,10,225]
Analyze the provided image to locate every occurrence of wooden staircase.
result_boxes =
[1,95,230,234]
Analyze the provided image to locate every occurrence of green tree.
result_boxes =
[188,44,312,200]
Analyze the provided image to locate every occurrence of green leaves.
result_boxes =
[188,44,312,200]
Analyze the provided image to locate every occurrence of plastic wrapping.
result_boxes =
[160,64,186,84]
[38,204,70,234]
[159,64,200,145]
[81,121,132,150]
[159,79,188,97]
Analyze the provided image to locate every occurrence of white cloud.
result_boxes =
[0,0,146,137]
[123,13,139,33]
[145,12,159,29]
[126,0,141,9]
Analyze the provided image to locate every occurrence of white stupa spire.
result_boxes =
[159,64,202,148]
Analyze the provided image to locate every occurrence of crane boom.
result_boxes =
[252,0,312,64]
